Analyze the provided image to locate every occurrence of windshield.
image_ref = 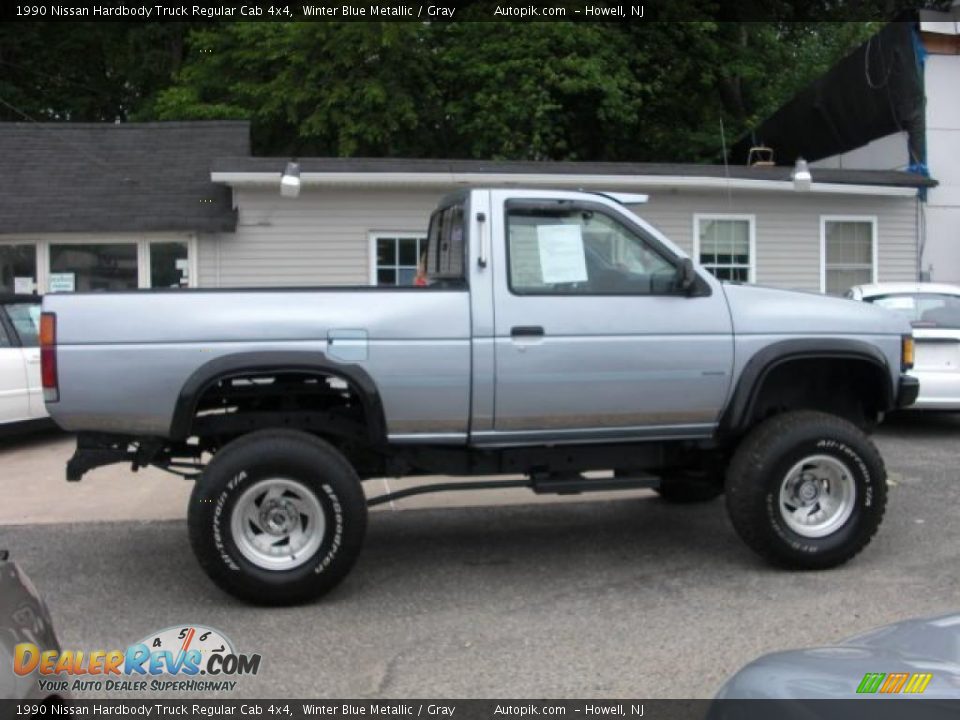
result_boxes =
[866,293,960,329]
[4,302,41,346]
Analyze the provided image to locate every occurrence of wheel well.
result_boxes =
[185,370,383,456]
[742,357,890,431]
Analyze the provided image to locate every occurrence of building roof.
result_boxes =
[0,121,249,234]
[211,156,935,195]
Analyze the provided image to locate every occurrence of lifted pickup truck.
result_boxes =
[41,189,918,605]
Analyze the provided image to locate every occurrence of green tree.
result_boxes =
[152,22,437,156]
[0,22,196,122]
[0,16,895,162]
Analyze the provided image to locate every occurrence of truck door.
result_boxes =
[485,192,734,444]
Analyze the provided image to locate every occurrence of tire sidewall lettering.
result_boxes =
[212,471,247,572]
[314,483,344,575]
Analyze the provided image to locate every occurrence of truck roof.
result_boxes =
[435,188,648,210]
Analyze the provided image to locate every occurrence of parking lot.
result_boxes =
[2,412,958,699]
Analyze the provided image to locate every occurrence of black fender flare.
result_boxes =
[720,338,894,436]
[168,351,387,445]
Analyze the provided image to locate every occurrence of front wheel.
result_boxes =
[725,411,887,570]
[188,429,367,605]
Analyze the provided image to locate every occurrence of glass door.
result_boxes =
[149,241,190,288]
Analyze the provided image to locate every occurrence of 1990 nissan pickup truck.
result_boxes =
[40,189,918,605]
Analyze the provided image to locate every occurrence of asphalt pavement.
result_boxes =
[1,412,959,699]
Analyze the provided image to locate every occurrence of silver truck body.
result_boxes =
[42,189,909,447]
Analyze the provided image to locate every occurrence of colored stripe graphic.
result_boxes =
[880,672,909,693]
[904,673,933,694]
[857,672,932,694]
[857,673,886,694]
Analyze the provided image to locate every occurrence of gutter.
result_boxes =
[209,171,920,197]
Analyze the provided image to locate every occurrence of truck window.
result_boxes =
[425,202,466,283]
[506,202,678,295]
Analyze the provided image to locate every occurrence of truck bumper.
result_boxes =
[897,374,920,409]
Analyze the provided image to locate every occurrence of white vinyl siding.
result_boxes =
[820,216,878,295]
[693,214,756,283]
[194,187,919,293]
[636,191,916,292]
[205,189,435,287]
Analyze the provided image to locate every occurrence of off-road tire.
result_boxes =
[725,410,886,570]
[656,469,724,503]
[188,429,367,605]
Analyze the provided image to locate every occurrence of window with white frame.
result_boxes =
[372,234,427,286]
[695,215,754,282]
[821,217,876,295]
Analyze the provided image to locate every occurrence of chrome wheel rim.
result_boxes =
[778,454,856,538]
[230,478,326,571]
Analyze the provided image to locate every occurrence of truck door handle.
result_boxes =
[511,326,544,337]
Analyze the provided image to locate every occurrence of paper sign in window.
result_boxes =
[537,225,588,284]
[13,277,34,294]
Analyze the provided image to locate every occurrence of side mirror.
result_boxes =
[679,257,696,293]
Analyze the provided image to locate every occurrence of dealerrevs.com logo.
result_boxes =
[14,625,261,693]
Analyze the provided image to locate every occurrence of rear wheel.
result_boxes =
[188,429,367,605]
[725,411,886,569]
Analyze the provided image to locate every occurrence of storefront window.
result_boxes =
[150,242,190,288]
[0,245,38,294]
[49,244,138,292]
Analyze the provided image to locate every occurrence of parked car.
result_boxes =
[0,549,66,704]
[713,611,960,701]
[42,189,918,605]
[0,294,49,434]
[848,282,960,410]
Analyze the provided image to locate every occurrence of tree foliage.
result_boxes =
[0,22,198,121]
[0,17,896,161]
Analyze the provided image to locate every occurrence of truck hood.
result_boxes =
[721,283,912,336]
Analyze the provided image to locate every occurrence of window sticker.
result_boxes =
[537,224,588,284]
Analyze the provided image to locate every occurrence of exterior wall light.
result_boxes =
[792,157,812,192]
[280,161,301,198]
